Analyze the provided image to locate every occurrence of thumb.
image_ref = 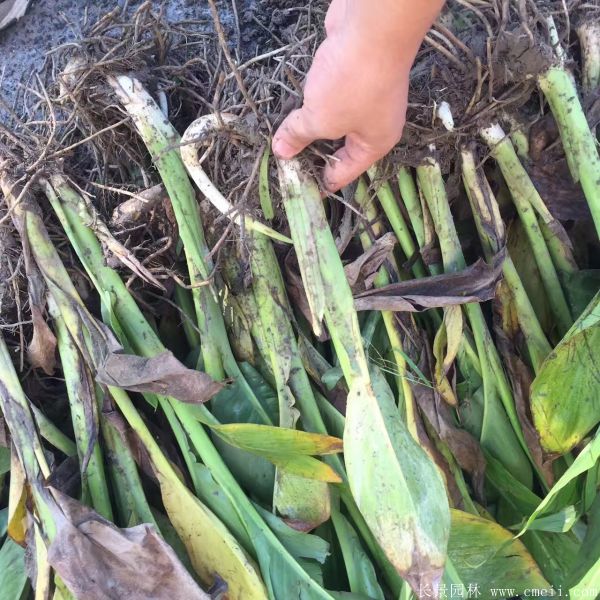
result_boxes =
[323,135,382,192]
[272,108,318,160]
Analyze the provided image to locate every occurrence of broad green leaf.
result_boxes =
[0,536,28,600]
[279,159,450,594]
[210,366,277,503]
[256,504,330,564]
[344,367,450,593]
[156,468,268,600]
[449,510,549,599]
[331,506,385,600]
[190,459,253,552]
[565,270,600,319]
[531,293,600,453]
[486,455,579,587]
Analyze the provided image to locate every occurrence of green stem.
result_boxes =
[418,154,535,488]
[460,148,551,373]
[481,123,573,335]
[355,179,418,440]
[53,310,113,521]
[538,66,600,239]
[368,166,427,278]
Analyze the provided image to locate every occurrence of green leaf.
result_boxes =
[0,536,28,600]
[565,270,600,319]
[331,506,385,600]
[0,446,9,477]
[520,428,600,535]
[568,494,600,593]
[521,505,578,533]
[212,362,278,425]
[209,366,277,502]
[255,504,330,564]
[531,292,600,453]
[449,510,550,599]
[344,366,450,593]
[486,455,579,587]
[322,367,344,391]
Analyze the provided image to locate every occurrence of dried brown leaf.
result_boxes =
[344,232,397,292]
[47,489,209,600]
[354,252,505,312]
[29,306,57,375]
[96,350,223,404]
[495,331,554,486]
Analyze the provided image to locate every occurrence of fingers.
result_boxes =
[323,135,385,192]
[272,108,318,160]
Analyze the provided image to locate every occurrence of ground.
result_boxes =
[0,0,281,107]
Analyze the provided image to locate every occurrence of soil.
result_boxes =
[0,0,312,110]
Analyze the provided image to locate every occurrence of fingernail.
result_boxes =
[272,137,296,160]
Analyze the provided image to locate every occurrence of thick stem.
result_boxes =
[418,154,535,487]
[54,310,113,521]
[481,124,573,335]
[538,66,600,239]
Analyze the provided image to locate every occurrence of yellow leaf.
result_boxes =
[213,423,343,456]
[156,468,268,600]
[8,448,27,545]
[268,454,342,483]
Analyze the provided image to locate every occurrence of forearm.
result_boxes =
[345,0,445,66]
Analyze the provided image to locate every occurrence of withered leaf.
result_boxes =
[96,350,223,404]
[354,252,505,312]
[47,489,209,600]
[344,232,397,293]
[495,330,554,485]
[414,380,486,502]
[29,306,57,376]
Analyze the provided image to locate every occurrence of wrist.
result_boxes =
[344,0,444,66]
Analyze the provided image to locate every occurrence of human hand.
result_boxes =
[272,0,444,193]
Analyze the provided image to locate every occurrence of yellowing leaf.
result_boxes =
[8,449,27,545]
[433,306,462,406]
[156,468,268,600]
[274,472,331,530]
[449,510,549,598]
[266,454,341,483]
[531,293,600,453]
[213,424,343,456]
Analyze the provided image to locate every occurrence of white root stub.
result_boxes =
[181,114,291,244]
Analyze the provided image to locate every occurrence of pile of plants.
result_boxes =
[0,1,599,598]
